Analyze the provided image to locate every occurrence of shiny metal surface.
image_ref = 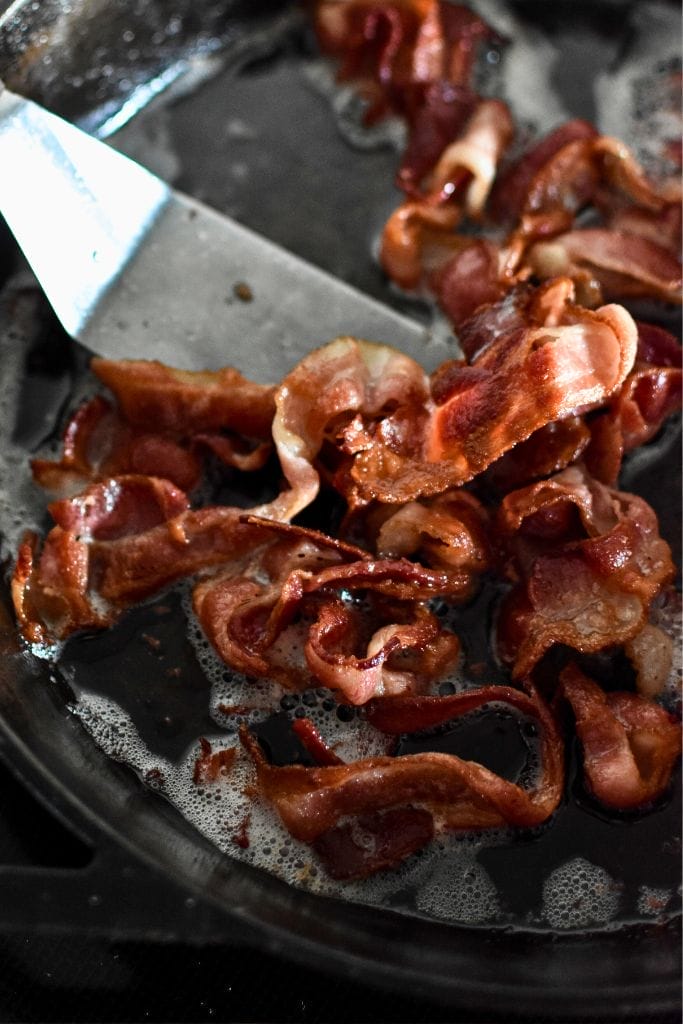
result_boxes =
[0,85,437,377]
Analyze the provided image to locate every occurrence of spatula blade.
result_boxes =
[0,85,442,381]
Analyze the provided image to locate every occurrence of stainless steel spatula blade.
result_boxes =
[0,84,437,381]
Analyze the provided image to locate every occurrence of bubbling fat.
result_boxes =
[541,858,621,930]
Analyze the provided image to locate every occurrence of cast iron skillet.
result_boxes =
[0,1,680,1018]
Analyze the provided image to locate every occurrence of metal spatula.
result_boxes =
[0,84,437,382]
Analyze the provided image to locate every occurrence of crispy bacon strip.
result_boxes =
[240,681,563,877]
[497,467,675,678]
[265,298,636,512]
[584,322,682,484]
[305,601,460,703]
[561,664,682,810]
[12,492,314,644]
[194,533,463,702]
[32,359,276,497]
[12,476,191,644]
[263,336,431,517]
[424,98,514,214]
[427,294,637,464]
[380,98,513,288]
[351,292,637,502]
[91,359,275,438]
[368,488,491,575]
[397,81,477,195]
[489,119,599,226]
[485,417,591,494]
[314,0,498,123]
[528,229,682,305]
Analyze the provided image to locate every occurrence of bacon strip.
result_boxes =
[561,664,682,810]
[91,359,275,438]
[263,336,431,517]
[240,681,563,877]
[194,542,463,702]
[497,467,676,678]
[584,322,682,484]
[32,359,276,498]
[528,229,682,305]
[369,488,491,575]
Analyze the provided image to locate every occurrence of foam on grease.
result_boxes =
[541,857,621,930]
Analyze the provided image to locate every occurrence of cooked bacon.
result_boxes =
[427,99,513,213]
[91,359,275,439]
[397,81,477,195]
[497,467,675,678]
[635,321,683,368]
[12,529,106,646]
[264,336,431,517]
[240,680,563,876]
[195,535,463,702]
[610,200,682,254]
[32,359,275,498]
[364,681,548,731]
[380,99,513,290]
[31,395,203,497]
[429,237,508,329]
[489,119,599,226]
[292,718,346,766]
[593,135,683,212]
[584,322,682,484]
[314,806,435,879]
[313,1,498,123]
[192,530,364,688]
[528,229,682,305]
[306,600,460,703]
[12,476,191,644]
[485,417,591,494]
[561,664,682,810]
[48,475,189,541]
[13,496,269,643]
[265,299,635,509]
[423,295,637,483]
[369,487,491,576]
[30,396,123,497]
[379,200,464,289]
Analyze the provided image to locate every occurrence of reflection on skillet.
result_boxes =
[0,0,679,929]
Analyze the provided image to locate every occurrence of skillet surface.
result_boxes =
[0,0,680,1016]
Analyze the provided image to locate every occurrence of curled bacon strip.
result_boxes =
[380,99,514,290]
[561,664,682,810]
[314,0,498,124]
[528,229,682,306]
[263,336,431,517]
[497,466,675,678]
[90,359,275,438]
[12,475,190,645]
[584,321,682,485]
[194,529,462,703]
[268,298,636,511]
[31,359,275,498]
[240,681,563,878]
[13,488,294,644]
[367,487,491,576]
[425,293,638,476]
